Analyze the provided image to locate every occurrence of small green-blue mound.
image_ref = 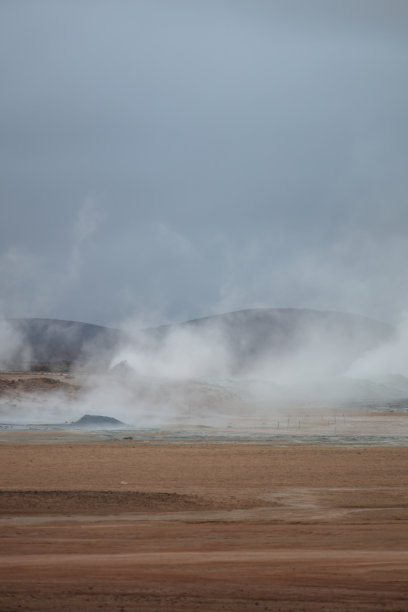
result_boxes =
[73,414,125,428]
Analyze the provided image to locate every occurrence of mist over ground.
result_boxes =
[0,2,407,427]
[1,309,408,428]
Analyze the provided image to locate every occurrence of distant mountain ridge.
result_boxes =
[1,309,394,373]
[2,318,121,369]
[148,308,393,376]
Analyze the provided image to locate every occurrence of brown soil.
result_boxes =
[0,438,407,611]
[0,371,80,398]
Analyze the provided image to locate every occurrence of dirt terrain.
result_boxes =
[0,371,407,610]
[0,371,80,399]
[0,437,407,611]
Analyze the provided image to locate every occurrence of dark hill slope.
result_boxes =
[148,308,393,375]
[2,309,393,374]
[3,318,121,368]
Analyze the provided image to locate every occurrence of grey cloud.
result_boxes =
[0,0,407,324]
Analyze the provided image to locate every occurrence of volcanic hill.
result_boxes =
[2,309,393,374]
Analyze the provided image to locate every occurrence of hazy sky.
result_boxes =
[1,0,407,326]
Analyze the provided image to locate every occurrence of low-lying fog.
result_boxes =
[1,310,408,427]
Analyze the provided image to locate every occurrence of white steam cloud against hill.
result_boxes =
[0,321,31,371]
[69,311,408,427]
[0,1,407,428]
[0,308,408,428]
[347,313,408,379]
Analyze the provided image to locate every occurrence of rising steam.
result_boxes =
[1,308,407,428]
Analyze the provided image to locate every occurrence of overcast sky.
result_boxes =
[1,0,407,326]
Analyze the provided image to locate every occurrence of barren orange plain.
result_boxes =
[0,376,408,610]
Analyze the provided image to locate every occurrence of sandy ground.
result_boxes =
[0,372,408,610]
[0,439,407,611]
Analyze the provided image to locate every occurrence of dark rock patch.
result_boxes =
[73,414,126,428]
